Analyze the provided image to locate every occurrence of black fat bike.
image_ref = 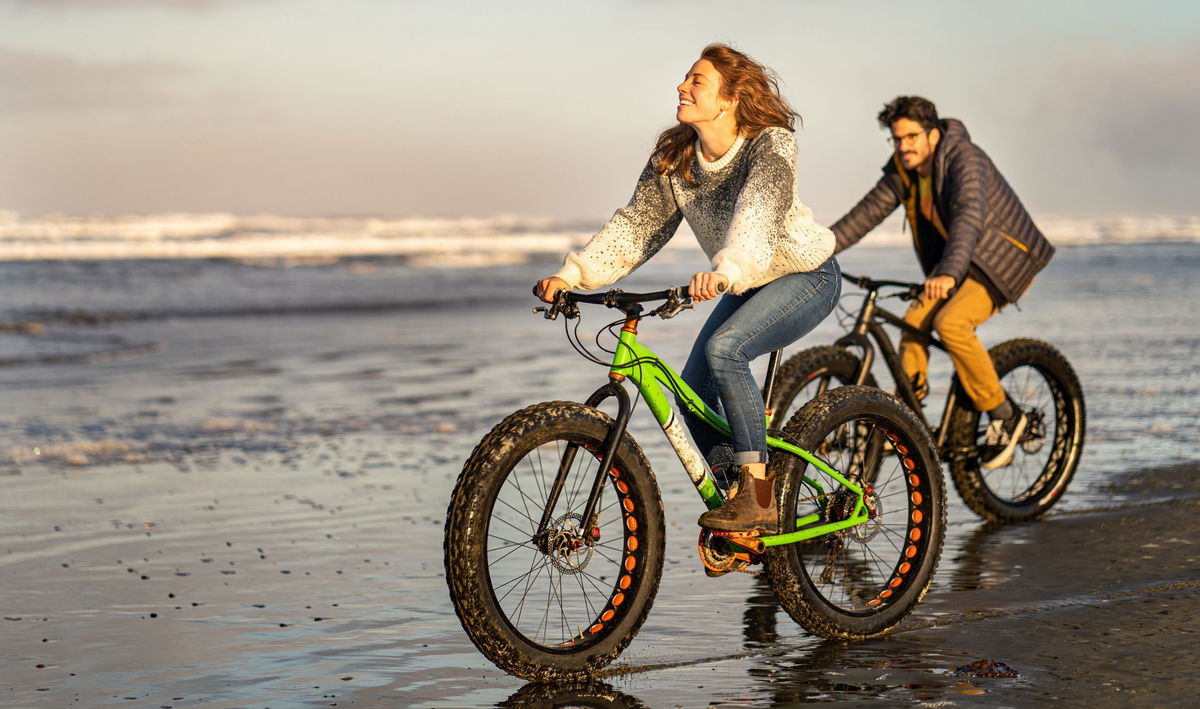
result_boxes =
[769,272,1086,524]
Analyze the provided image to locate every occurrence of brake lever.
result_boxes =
[653,287,694,319]
[532,290,578,320]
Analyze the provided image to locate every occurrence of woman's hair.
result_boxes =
[653,44,799,186]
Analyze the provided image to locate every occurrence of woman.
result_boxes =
[535,44,839,534]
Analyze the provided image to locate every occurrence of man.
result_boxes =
[831,95,1054,469]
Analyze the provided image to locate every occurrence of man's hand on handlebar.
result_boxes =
[688,272,728,302]
[534,276,571,303]
[923,275,957,300]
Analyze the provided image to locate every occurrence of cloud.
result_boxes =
[0,46,189,114]
[1091,56,1200,169]
[1036,45,1200,169]
[997,42,1200,213]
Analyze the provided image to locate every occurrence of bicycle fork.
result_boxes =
[532,380,633,552]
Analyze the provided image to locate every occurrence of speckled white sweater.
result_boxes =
[554,127,835,295]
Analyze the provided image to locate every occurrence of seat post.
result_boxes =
[761,349,783,415]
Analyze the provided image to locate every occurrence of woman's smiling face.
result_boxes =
[676,59,728,125]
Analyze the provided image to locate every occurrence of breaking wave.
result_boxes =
[1,210,1197,264]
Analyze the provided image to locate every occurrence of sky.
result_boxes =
[1,0,1198,224]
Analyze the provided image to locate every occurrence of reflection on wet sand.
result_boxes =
[500,679,649,708]
[946,520,1012,592]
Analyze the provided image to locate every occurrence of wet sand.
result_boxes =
[2,245,1198,707]
[7,448,1195,707]
[410,463,1200,707]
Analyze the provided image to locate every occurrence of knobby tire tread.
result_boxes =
[764,386,946,640]
[947,338,1086,523]
[445,401,665,680]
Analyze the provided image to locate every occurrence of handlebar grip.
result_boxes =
[533,282,573,300]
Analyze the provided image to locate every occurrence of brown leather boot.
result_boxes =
[697,465,778,534]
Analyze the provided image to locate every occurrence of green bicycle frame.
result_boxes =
[607,322,871,548]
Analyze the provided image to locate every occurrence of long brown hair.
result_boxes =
[653,44,799,186]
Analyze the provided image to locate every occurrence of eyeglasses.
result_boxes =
[888,131,927,148]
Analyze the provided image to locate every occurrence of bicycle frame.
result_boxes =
[834,275,961,455]
[536,302,873,553]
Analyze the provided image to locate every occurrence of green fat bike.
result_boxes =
[444,285,946,680]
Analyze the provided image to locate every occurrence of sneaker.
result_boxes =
[979,410,1028,470]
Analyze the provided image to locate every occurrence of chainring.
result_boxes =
[697,529,759,575]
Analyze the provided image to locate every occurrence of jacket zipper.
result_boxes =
[999,230,1029,253]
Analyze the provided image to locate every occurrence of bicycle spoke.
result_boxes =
[509,554,551,623]
[493,494,539,534]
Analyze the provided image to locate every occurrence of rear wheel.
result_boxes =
[445,401,665,680]
[947,338,1086,523]
[765,386,945,639]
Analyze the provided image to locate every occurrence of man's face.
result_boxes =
[890,118,939,171]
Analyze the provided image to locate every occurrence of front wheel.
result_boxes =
[444,402,665,680]
[765,386,946,640]
[947,338,1086,523]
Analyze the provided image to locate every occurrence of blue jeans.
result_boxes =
[679,258,841,483]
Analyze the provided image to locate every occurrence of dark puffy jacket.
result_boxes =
[831,118,1053,304]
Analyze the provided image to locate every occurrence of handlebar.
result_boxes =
[841,272,956,301]
[841,271,921,293]
[532,282,726,320]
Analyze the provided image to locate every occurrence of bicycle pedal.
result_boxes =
[709,530,765,553]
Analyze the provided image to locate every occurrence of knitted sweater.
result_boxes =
[553,127,834,295]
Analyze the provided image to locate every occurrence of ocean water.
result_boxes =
[2,241,1196,476]
[0,239,1197,706]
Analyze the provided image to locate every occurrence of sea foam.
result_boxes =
[0,210,1196,263]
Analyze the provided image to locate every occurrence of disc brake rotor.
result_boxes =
[546,512,592,574]
[825,487,881,542]
[850,495,882,542]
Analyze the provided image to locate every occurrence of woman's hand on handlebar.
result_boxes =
[534,276,571,303]
[689,272,729,302]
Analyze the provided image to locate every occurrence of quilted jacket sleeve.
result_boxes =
[830,171,902,253]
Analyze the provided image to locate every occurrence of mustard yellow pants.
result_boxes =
[900,277,1005,412]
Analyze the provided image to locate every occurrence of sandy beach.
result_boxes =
[6,0,1200,703]
[2,243,1198,707]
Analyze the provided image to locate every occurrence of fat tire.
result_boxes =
[770,346,877,427]
[444,401,665,680]
[947,338,1086,523]
[765,386,946,639]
